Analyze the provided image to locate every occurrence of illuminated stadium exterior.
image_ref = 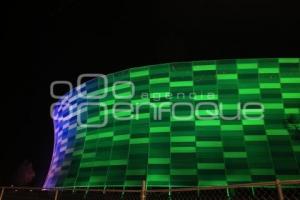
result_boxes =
[44,58,300,189]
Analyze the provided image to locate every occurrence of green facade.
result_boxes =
[44,58,300,188]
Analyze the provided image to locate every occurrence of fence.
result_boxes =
[0,179,299,200]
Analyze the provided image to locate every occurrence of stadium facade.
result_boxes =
[44,58,300,189]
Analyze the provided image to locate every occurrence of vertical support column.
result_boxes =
[276,179,284,200]
[226,188,231,200]
[0,187,5,200]
[141,180,146,200]
[251,187,255,197]
[54,189,59,200]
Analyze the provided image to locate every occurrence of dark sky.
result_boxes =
[1,0,299,186]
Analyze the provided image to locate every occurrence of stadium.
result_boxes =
[44,58,300,191]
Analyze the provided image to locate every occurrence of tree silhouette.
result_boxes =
[12,160,35,186]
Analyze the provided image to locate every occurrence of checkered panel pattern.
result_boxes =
[44,58,300,189]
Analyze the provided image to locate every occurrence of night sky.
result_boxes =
[1,0,299,186]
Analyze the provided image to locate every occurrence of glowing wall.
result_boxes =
[44,58,300,188]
